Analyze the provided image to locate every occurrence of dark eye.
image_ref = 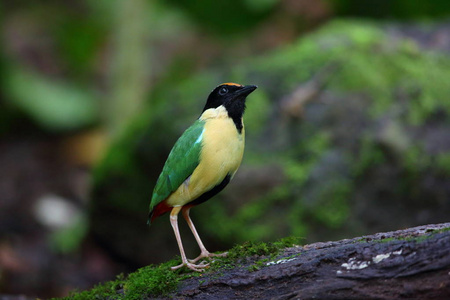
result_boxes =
[219,87,228,95]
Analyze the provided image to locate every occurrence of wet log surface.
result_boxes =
[167,223,450,299]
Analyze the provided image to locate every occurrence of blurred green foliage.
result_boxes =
[3,0,449,135]
[50,214,89,254]
[166,0,277,34]
[52,10,107,79]
[5,66,98,131]
[252,20,450,124]
[330,0,450,19]
[436,153,450,175]
[1,2,103,132]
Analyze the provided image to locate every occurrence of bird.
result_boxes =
[148,82,257,272]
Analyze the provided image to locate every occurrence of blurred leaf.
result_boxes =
[5,66,98,131]
[329,0,450,19]
[54,20,105,78]
[166,0,275,34]
[245,0,279,13]
[50,214,89,253]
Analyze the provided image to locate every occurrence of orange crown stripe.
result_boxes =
[220,82,243,87]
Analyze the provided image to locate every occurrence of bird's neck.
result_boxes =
[200,105,244,134]
[229,114,243,134]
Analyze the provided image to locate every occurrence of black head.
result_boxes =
[202,83,257,132]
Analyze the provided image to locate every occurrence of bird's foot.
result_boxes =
[189,251,228,264]
[171,261,210,272]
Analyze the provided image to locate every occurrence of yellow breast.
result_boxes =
[166,106,245,207]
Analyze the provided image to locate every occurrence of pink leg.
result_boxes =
[169,207,209,272]
[182,207,228,264]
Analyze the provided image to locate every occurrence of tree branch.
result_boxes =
[170,223,450,299]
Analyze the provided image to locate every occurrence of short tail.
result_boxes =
[147,210,154,226]
[147,201,172,225]
[147,210,153,226]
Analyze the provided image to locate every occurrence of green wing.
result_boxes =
[149,119,205,211]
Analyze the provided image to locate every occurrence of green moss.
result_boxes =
[226,236,302,259]
[202,236,303,273]
[227,240,278,259]
[122,261,197,299]
[407,227,450,243]
[369,227,450,244]
[60,274,124,300]
[243,241,303,272]
[59,236,302,299]
[59,259,199,300]
[246,258,270,272]
[437,227,450,233]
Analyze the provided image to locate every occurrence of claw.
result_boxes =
[189,251,228,264]
[171,261,210,272]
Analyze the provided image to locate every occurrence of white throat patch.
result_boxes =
[200,105,229,120]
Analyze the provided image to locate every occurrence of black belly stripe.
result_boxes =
[188,174,231,206]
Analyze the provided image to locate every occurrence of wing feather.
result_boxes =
[149,119,205,211]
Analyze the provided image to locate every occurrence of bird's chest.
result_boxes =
[201,117,245,176]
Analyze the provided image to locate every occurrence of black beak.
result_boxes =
[236,85,257,97]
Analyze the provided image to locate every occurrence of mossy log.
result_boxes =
[167,223,450,299]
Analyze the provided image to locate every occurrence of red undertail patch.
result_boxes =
[149,201,172,223]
